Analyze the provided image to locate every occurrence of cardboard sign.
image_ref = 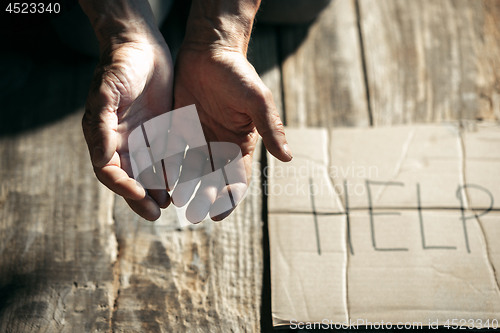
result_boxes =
[268,122,500,328]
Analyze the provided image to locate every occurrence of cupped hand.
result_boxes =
[82,39,174,221]
[171,45,292,221]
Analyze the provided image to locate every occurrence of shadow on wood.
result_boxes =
[0,15,96,137]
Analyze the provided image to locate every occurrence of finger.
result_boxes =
[210,151,248,221]
[163,141,186,191]
[138,162,171,209]
[148,189,171,209]
[124,195,161,221]
[144,163,170,208]
[185,165,224,224]
[86,74,120,168]
[210,182,248,221]
[249,86,293,162]
[140,165,170,208]
[142,111,178,191]
[171,146,210,207]
[95,151,146,201]
[162,106,206,190]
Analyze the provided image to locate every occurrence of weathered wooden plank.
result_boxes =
[248,25,284,120]
[251,3,371,330]
[0,53,96,137]
[358,0,500,125]
[0,111,117,332]
[112,143,263,332]
[279,0,370,128]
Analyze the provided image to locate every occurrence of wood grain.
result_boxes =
[111,143,263,333]
[358,0,500,125]
[0,111,117,332]
[279,0,370,128]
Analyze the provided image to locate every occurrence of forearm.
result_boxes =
[184,0,261,54]
[78,0,163,51]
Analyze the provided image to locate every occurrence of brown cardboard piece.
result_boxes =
[268,122,500,328]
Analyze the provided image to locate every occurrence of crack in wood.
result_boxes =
[355,0,373,127]
[110,200,123,332]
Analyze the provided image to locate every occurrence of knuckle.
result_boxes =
[251,85,273,109]
[88,68,123,110]
[270,115,285,133]
[261,86,274,102]
[81,112,92,141]
[259,113,285,139]
[271,117,286,136]
[89,116,115,144]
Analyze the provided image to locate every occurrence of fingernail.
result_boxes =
[93,147,104,165]
[283,143,293,160]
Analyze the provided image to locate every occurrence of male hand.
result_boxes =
[171,4,293,221]
[80,0,292,223]
[80,2,175,221]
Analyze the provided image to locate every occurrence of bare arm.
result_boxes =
[78,0,162,49]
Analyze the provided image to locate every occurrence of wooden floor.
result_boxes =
[1,0,500,332]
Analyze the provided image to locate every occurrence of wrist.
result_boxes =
[79,0,164,54]
[183,0,260,54]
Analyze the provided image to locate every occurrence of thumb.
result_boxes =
[85,78,119,168]
[250,88,293,162]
